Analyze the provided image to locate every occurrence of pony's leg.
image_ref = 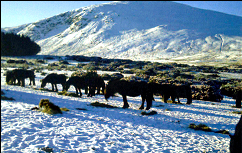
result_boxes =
[75,87,79,95]
[61,83,65,91]
[12,78,16,85]
[29,78,32,85]
[122,95,129,109]
[91,87,95,97]
[79,89,82,97]
[22,79,25,87]
[96,87,100,94]
[171,95,176,103]
[33,78,35,86]
[139,95,145,110]
[18,79,21,86]
[79,88,82,97]
[186,97,192,104]
[186,90,192,104]
[51,84,54,91]
[177,97,181,103]
[139,102,145,110]
[85,86,88,94]
[163,94,168,103]
[145,93,153,110]
[55,84,58,92]
[88,86,95,97]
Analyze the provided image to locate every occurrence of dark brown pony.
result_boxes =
[104,79,153,110]
[70,71,105,97]
[95,76,105,95]
[147,82,172,103]
[65,76,87,97]
[6,69,35,87]
[170,84,192,104]
[41,73,66,92]
[147,82,192,104]
[87,75,105,97]
[230,115,242,153]
[6,70,16,85]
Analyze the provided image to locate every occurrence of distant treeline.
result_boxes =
[1,32,41,56]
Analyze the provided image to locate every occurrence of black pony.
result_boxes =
[147,82,172,103]
[6,69,35,87]
[6,70,16,85]
[104,79,153,110]
[170,84,192,104]
[87,75,105,97]
[41,73,66,92]
[70,71,106,97]
[230,115,242,153]
[65,76,87,97]
[65,75,105,97]
[147,82,192,104]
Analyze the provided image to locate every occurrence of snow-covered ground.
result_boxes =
[1,66,241,152]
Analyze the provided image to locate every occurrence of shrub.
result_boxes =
[58,91,79,97]
[60,107,70,111]
[215,130,230,135]
[89,101,118,108]
[189,123,212,132]
[39,99,62,115]
[232,111,242,114]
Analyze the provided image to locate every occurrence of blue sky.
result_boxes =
[1,1,242,28]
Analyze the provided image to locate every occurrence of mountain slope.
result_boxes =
[2,1,242,63]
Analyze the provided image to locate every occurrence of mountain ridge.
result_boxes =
[2,1,242,63]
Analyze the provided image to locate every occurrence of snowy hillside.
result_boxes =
[1,1,242,63]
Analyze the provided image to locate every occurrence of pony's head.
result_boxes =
[40,79,46,88]
[104,81,116,101]
[6,70,15,85]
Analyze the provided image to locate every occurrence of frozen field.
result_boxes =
[1,67,241,153]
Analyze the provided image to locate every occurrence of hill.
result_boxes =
[1,1,242,64]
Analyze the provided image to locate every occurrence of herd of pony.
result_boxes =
[5,68,192,110]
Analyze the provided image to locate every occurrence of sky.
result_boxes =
[1,1,242,28]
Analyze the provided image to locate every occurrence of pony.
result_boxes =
[41,73,66,92]
[95,76,105,95]
[6,69,35,87]
[65,76,87,97]
[6,70,16,85]
[147,82,192,104]
[230,115,242,153]
[83,71,105,97]
[170,84,192,104]
[86,75,105,97]
[68,71,105,97]
[104,79,153,110]
[147,82,172,103]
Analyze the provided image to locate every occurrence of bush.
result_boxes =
[215,130,230,135]
[57,91,79,97]
[89,101,118,108]
[189,123,212,132]
[39,99,62,115]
